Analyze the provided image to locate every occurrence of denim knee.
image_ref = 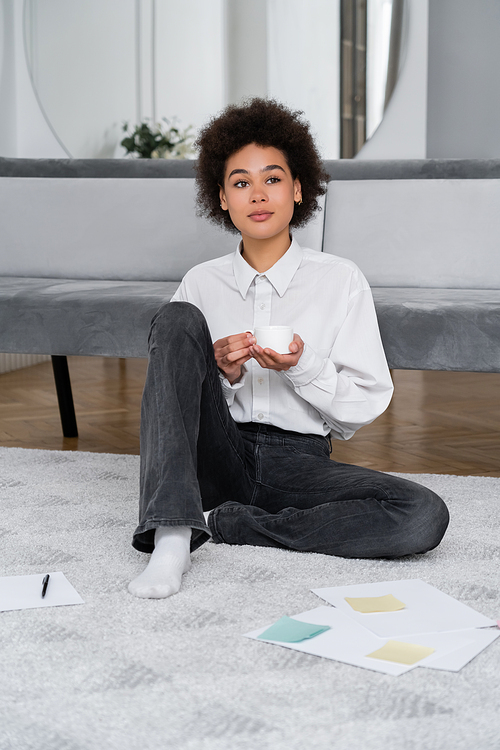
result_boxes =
[152,300,205,329]
[405,487,450,555]
[149,301,208,347]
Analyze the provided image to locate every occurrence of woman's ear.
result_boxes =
[219,185,228,211]
[293,178,302,204]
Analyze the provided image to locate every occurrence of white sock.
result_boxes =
[128,525,191,599]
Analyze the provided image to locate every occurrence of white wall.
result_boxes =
[267,0,340,160]
[225,0,268,105]
[25,0,137,158]
[224,0,341,159]
[427,0,500,158]
[0,0,67,157]
[0,353,50,374]
[155,0,225,137]
[0,0,17,155]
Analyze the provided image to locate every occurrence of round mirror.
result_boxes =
[23,0,138,158]
[340,0,407,157]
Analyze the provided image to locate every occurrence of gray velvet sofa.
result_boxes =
[1,157,499,437]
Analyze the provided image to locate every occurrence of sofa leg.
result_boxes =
[51,356,78,438]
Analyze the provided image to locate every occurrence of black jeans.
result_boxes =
[132,302,449,557]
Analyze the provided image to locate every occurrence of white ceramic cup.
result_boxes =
[253,326,294,355]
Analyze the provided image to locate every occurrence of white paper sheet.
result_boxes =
[312,579,496,637]
[0,572,84,612]
[422,628,500,671]
[244,606,473,676]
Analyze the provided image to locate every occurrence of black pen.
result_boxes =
[41,574,50,598]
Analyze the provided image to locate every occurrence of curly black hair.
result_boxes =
[194,98,329,234]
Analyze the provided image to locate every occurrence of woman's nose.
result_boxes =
[251,188,268,203]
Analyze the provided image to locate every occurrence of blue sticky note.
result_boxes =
[257,616,331,643]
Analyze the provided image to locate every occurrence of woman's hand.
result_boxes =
[249,334,304,371]
[214,332,255,384]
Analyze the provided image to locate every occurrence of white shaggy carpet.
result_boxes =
[0,446,499,750]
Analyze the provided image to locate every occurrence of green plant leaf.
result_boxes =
[121,116,195,158]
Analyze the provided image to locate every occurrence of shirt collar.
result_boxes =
[233,236,303,299]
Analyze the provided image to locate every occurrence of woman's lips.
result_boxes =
[248,211,273,222]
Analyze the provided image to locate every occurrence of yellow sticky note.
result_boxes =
[366,640,435,665]
[344,594,405,613]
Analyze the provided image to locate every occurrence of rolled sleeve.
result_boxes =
[219,366,248,405]
[277,289,393,438]
[279,343,326,387]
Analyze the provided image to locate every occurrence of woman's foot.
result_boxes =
[128,525,191,599]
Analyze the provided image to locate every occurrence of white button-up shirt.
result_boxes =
[171,238,393,440]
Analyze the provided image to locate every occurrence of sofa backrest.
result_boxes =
[2,157,500,287]
[322,166,500,289]
[0,172,324,281]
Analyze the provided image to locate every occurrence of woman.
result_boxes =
[129,98,449,599]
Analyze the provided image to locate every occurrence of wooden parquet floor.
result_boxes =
[0,357,499,476]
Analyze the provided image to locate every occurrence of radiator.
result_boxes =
[0,353,51,374]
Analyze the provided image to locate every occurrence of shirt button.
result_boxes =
[260,303,265,310]
[257,413,264,420]
[258,377,264,385]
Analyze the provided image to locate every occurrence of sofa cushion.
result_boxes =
[0,278,178,357]
[3,279,499,371]
[323,179,500,289]
[372,288,500,372]
[0,178,325,281]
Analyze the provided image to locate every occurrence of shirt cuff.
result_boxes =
[219,365,247,397]
[278,343,326,387]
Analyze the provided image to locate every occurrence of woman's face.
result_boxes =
[219,143,302,242]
